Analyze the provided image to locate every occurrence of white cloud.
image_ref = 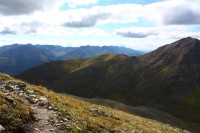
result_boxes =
[0,27,16,35]
[59,0,200,29]
[115,26,200,39]
[115,27,157,38]
[78,28,109,37]
[163,5,200,25]
[0,0,200,50]
[1,0,200,36]
[61,4,143,27]
[144,0,200,25]
[0,0,59,16]
[66,0,99,8]
[63,13,110,28]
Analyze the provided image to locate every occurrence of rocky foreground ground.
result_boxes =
[0,73,195,133]
[0,80,74,133]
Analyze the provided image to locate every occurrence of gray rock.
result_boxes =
[0,124,5,131]
[181,130,192,133]
[26,89,35,94]
[12,85,19,90]
[5,96,15,104]
[26,97,36,104]
[34,98,39,103]
[48,106,52,110]
[63,118,69,122]
[6,80,18,85]
[4,92,10,96]
[18,92,24,96]
[5,85,13,91]
[29,94,37,98]
[53,108,58,111]
[18,82,26,88]
[34,128,40,131]
[38,96,48,106]
[0,86,5,90]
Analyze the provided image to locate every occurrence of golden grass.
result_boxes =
[0,73,191,132]
[28,84,183,132]
[0,91,33,131]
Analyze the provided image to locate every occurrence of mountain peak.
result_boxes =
[175,37,200,53]
[178,36,199,43]
[184,36,194,40]
[143,37,200,67]
[146,37,200,57]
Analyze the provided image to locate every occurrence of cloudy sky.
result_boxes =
[0,0,200,50]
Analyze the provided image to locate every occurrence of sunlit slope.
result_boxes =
[1,73,196,132]
[18,37,200,124]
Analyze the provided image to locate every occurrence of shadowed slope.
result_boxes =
[18,54,129,98]
[135,37,200,122]
[18,37,200,124]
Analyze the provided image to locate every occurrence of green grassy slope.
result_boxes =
[0,74,34,132]
[87,98,200,132]
[135,37,200,123]
[18,54,129,98]
[17,37,200,125]
[1,73,196,132]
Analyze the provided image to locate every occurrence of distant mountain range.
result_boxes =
[18,37,200,124]
[0,44,144,75]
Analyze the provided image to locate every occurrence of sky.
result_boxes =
[0,0,200,50]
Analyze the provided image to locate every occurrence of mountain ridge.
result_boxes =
[17,37,200,124]
[0,44,144,75]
